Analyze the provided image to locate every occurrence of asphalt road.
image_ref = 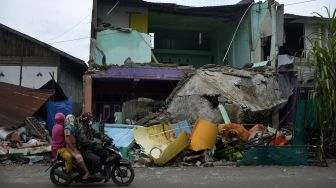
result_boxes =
[0,163,336,188]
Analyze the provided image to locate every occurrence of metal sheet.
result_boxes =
[278,54,294,67]
[252,61,269,68]
[133,123,189,166]
[0,82,53,129]
[93,66,185,81]
[171,120,192,136]
[104,124,141,148]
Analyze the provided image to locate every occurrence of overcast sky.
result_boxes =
[0,0,335,62]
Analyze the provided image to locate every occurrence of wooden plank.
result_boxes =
[0,56,59,65]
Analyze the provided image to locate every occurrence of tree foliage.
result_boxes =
[308,7,336,155]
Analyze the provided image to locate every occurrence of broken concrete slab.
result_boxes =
[167,66,291,123]
[8,145,51,155]
[168,95,223,123]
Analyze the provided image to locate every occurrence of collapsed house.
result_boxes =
[85,0,285,120]
[0,81,71,162]
[82,0,326,167]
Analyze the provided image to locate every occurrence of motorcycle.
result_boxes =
[47,139,134,187]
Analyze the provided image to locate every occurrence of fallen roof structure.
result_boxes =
[0,82,53,129]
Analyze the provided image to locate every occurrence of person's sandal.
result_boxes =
[71,172,79,178]
[81,173,90,180]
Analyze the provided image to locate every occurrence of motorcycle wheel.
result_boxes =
[111,164,135,186]
[50,162,72,187]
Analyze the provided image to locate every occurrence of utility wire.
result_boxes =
[106,0,120,15]
[222,2,254,63]
[45,13,91,42]
[284,0,317,6]
[47,0,320,45]
[47,31,121,44]
[48,36,90,44]
[48,0,119,45]
[258,0,318,10]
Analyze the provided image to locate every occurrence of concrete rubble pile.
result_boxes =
[0,117,51,165]
[106,65,299,167]
[167,65,290,123]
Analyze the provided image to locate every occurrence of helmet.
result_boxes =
[55,112,65,124]
[81,112,93,125]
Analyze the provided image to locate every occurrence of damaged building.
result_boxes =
[82,0,327,167]
[90,0,284,67]
[86,0,286,122]
[0,0,326,168]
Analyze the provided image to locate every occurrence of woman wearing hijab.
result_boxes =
[64,114,90,180]
[51,112,77,177]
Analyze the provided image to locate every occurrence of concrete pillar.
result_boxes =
[272,110,279,128]
[270,3,278,69]
[83,75,92,113]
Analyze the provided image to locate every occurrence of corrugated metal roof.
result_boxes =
[0,82,54,129]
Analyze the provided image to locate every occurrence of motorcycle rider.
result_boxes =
[64,114,90,180]
[77,112,103,179]
[51,112,78,177]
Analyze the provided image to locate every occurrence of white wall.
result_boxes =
[304,23,323,52]
[0,65,57,88]
[21,66,58,88]
[0,66,20,85]
[97,4,147,28]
